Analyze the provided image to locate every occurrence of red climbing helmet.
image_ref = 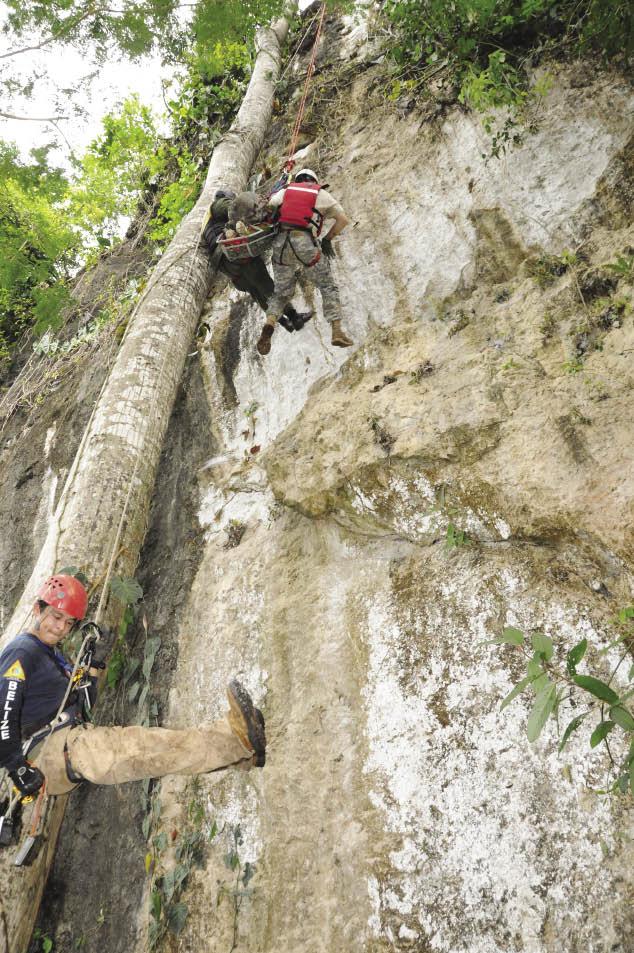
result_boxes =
[36,575,88,620]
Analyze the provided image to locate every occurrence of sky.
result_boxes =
[0,23,171,167]
[8,51,169,156]
[0,0,316,169]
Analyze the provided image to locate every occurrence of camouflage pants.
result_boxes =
[32,717,252,795]
[267,230,342,324]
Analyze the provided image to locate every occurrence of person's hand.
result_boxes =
[321,236,335,259]
[8,760,45,797]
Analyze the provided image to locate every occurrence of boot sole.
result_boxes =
[227,680,266,767]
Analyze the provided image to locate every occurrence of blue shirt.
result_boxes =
[0,632,89,769]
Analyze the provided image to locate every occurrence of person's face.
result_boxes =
[32,603,76,647]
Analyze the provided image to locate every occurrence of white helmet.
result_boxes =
[294,168,318,183]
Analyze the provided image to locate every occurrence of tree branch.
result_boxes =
[0,110,68,121]
[0,4,99,60]
[0,0,200,59]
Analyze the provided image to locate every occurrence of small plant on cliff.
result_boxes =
[605,253,634,280]
[527,251,578,288]
[224,519,247,549]
[105,575,144,691]
[562,358,584,374]
[445,523,470,549]
[32,928,54,953]
[146,777,217,948]
[217,823,257,953]
[494,609,634,796]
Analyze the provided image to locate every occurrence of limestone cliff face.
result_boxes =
[152,18,634,953]
[3,10,634,953]
[147,20,634,953]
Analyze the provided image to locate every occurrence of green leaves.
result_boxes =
[382,0,634,129]
[167,902,188,935]
[150,888,162,922]
[532,632,553,661]
[110,575,143,606]
[527,680,556,742]
[500,673,537,710]
[493,626,524,646]
[572,675,619,705]
[494,611,634,781]
[58,566,90,587]
[566,638,587,675]
[590,721,615,748]
[142,637,161,682]
[0,146,79,351]
[559,714,587,752]
[610,706,634,732]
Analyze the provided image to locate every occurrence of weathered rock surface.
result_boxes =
[142,31,634,953]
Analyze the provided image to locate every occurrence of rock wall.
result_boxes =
[5,9,634,953]
[140,17,633,952]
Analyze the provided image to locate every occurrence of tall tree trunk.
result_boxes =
[0,8,296,952]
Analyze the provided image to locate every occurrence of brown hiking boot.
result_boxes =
[331,320,353,348]
[227,680,266,767]
[256,322,275,355]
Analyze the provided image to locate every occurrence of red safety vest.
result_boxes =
[278,183,322,232]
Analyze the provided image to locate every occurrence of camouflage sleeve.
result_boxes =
[0,646,33,769]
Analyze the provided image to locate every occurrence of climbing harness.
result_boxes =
[274,230,321,269]
[0,621,104,863]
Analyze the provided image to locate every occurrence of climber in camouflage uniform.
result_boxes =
[0,575,265,799]
[256,168,353,356]
[202,190,312,334]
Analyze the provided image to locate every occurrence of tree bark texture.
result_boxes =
[0,10,294,953]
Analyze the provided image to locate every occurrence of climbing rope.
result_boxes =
[284,1,327,171]
[0,231,210,867]
[278,6,321,84]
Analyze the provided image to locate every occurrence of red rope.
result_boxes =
[284,2,327,172]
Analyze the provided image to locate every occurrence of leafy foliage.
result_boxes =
[0,143,78,357]
[146,777,218,949]
[71,95,162,239]
[2,1,184,61]
[496,614,634,796]
[381,0,633,151]
[192,0,287,49]
[0,29,258,360]
[149,42,252,242]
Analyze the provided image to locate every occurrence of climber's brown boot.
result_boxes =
[227,680,266,767]
[331,319,353,348]
[256,322,275,356]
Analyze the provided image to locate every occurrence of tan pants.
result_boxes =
[32,717,252,796]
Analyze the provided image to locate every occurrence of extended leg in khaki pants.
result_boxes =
[32,681,266,796]
[33,717,251,796]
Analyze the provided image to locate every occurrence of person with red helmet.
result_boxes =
[0,574,265,802]
[256,168,354,356]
